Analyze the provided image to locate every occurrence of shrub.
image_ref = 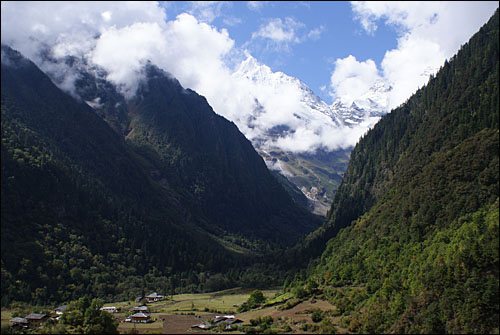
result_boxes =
[311,308,323,323]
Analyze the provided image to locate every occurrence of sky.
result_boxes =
[1,1,498,153]
[161,1,401,102]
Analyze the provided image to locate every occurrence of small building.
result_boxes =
[135,296,144,303]
[10,317,28,328]
[212,315,243,330]
[128,312,152,323]
[54,305,67,315]
[212,315,235,324]
[224,318,243,329]
[25,313,48,328]
[100,306,119,313]
[132,305,149,313]
[145,292,164,302]
[191,323,211,330]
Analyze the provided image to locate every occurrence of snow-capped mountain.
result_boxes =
[232,55,392,215]
[234,55,391,132]
[234,55,343,127]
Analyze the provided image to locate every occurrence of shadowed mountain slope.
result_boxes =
[1,45,320,305]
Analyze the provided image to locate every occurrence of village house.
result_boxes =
[126,312,152,323]
[9,317,28,328]
[191,323,211,330]
[145,292,164,302]
[25,313,49,328]
[224,317,243,329]
[212,315,243,330]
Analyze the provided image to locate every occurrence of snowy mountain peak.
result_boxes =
[234,55,389,131]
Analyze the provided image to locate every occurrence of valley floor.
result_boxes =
[111,288,345,334]
[1,287,347,334]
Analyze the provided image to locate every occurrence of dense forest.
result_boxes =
[290,8,499,333]
[0,45,319,306]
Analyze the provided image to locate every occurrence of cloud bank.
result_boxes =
[330,1,498,111]
[1,1,497,154]
[1,1,352,153]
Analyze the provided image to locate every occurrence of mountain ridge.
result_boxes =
[292,8,499,333]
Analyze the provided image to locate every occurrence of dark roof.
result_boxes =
[10,317,28,324]
[192,324,211,329]
[212,316,227,323]
[225,318,243,325]
[55,305,67,311]
[25,313,47,320]
[213,315,240,324]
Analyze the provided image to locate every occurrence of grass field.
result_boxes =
[152,287,280,314]
[1,310,13,328]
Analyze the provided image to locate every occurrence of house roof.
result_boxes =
[130,312,150,318]
[192,324,211,329]
[55,305,67,311]
[225,318,243,325]
[10,317,28,324]
[25,313,47,320]
[146,292,163,298]
[213,315,236,323]
[212,316,227,323]
[132,306,148,311]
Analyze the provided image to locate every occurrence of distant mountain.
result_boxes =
[233,55,390,127]
[296,9,499,333]
[233,55,390,215]
[0,45,320,305]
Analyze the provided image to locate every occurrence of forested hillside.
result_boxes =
[0,45,242,305]
[124,64,320,243]
[0,45,319,306]
[296,9,499,333]
[71,59,320,245]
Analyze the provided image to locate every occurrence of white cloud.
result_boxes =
[308,25,326,40]
[1,1,167,59]
[329,1,499,110]
[91,22,167,98]
[249,17,325,53]
[1,1,167,95]
[252,17,303,44]
[222,16,242,27]
[247,1,267,11]
[184,1,231,23]
[329,55,382,106]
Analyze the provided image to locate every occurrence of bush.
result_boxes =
[319,318,337,334]
[293,286,307,299]
[311,309,323,323]
[279,298,301,310]
[240,290,267,312]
